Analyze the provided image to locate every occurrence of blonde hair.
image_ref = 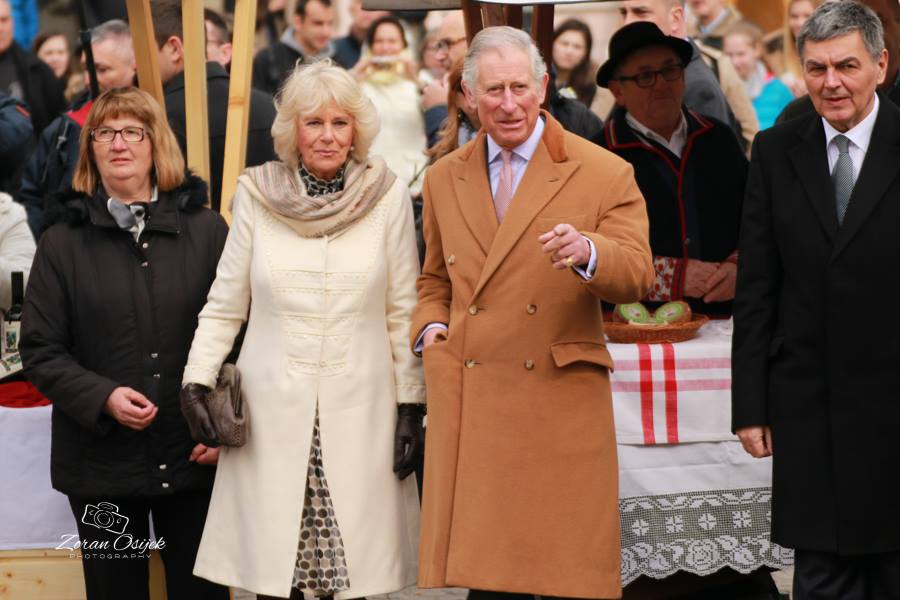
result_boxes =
[782,0,824,80]
[72,87,185,194]
[271,60,380,168]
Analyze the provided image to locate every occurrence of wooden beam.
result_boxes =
[219,0,258,224]
[125,0,165,110]
[504,5,523,29]
[182,0,211,200]
[532,3,554,109]
[481,2,505,27]
[462,0,483,43]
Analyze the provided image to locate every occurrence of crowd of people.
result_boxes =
[1,0,899,599]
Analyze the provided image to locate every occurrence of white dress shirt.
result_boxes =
[823,93,879,182]
[625,111,689,158]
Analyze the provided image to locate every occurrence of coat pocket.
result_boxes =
[550,341,614,371]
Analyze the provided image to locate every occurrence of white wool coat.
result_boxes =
[182,173,424,598]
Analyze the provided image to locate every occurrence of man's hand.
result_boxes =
[422,327,446,349]
[683,259,720,298]
[736,425,773,458]
[703,262,737,303]
[422,76,449,110]
[538,224,591,270]
[189,443,220,465]
[104,387,157,430]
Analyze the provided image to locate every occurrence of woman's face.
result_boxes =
[453,89,479,128]
[38,35,70,79]
[553,30,587,73]
[296,102,355,180]
[371,22,405,57]
[789,0,815,39]
[92,115,154,195]
[723,33,758,81]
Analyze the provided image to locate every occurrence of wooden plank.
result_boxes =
[220,0,259,223]
[481,3,505,27]
[0,549,168,599]
[462,0,484,43]
[532,3,554,109]
[182,0,211,200]
[125,0,166,110]
[504,5,523,29]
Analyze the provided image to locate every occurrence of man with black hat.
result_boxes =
[598,21,747,317]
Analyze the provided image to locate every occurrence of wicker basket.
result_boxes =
[603,314,710,344]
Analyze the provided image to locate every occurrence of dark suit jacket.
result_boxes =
[732,93,900,554]
[164,62,277,210]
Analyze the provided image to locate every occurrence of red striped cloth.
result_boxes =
[609,322,734,445]
[0,382,50,408]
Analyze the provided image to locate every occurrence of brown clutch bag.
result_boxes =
[208,363,249,447]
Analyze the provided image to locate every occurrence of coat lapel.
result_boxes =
[831,98,900,261]
[451,135,497,257]
[789,116,838,244]
[471,116,579,300]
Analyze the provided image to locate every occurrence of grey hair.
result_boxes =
[91,19,132,44]
[462,26,547,91]
[797,1,885,60]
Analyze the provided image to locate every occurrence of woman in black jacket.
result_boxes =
[20,87,229,600]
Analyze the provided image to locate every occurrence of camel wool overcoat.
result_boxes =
[183,171,424,598]
[411,113,654,599]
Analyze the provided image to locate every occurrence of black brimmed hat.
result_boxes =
[596,21,693,88]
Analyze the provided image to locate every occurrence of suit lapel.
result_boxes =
[789,117,838,243]
[451,135,497,257]
[471,140,579,300]
[831,99,900,261]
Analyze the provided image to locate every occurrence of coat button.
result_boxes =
[142,242,149,249]
[526,304,537,314]
[468,306,478,315]
[447,254,456,265]
[153,373,161,379]
[159,464,167,470]
[141,261,149,267]
[524,359,535,370]
[465,359,476,368]
[161,482,170,489]
[150,352,159,359]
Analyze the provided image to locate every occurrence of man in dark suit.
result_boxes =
[733,2,900,598]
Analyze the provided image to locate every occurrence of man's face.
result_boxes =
[464,46,547,149]
[609,45,685,136]
[83,38,137,92]
[0,2,13,54]
[686,0,723,21]
[205,20,233,67]
[295,0,335,55]
[861,0,900,88]
[350,1,387,38]
[436,12,467,70]
[620,0,679,36]
[803,30,887,132]
[156,36,183,85]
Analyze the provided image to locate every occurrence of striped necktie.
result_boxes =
[832,134,855,225]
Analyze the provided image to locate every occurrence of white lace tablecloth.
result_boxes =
[609,320,794,584]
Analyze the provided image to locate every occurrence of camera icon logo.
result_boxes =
[81,502,129,535]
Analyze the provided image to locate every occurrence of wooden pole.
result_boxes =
[481,3,505,27]
[125,0,166,110]
[182,0,211,200]
[504,5,523,29]
[462,0,484,43]
[532,3,554,109]
[219,0,258,224]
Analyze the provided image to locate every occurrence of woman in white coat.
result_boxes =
[179,62,425,600]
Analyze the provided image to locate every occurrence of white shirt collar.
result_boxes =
[822,93,879,153]
[487,116,545,164]
[625,111,689,157]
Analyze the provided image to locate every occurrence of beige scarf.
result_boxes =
[238,157,396,238]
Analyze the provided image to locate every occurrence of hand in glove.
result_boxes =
[180,383,219,447]
[393,403,425,480]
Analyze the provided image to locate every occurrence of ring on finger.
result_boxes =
[565,256,574,267]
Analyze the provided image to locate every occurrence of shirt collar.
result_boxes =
[487,116,545,164]
[822,93,879,153]
[624,110,689,153]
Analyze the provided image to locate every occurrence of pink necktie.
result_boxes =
[493,149,514,223]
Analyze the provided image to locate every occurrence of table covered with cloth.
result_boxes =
[609,319,794,585]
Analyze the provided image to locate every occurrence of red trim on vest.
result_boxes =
[67,100,93,128]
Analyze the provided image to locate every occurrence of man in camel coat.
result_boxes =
[411,26,654,600]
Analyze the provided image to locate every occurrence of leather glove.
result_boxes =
[179,383,219,447]
[393,403,426,480]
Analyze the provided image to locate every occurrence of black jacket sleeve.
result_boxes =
[20,231,119,435]
[731,134,782,431]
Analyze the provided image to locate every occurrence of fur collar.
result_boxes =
[42,172,209,232]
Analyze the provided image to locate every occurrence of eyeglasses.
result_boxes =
[616,63,684,88]
[91,126,147,143]
[435,36,467,52]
